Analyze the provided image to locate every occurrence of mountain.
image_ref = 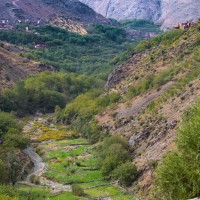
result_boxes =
[57,21,200,198]
[79,0,200,28]
[99,22,200,196]
[0,41,54,90]
[0,0,111,34]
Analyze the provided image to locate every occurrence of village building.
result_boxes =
[174,22,193,30]
[34,44,47,49]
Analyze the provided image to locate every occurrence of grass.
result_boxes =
[43,140,103,184]
[39,130,71,141]
[85,185,135,200]
[16,184,85,200]
[17,180,134,199]
[36,129,135,199]
[146,61,200,113]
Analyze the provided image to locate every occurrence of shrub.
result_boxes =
[29,174,40,185]
[72,184,84,196]
[0,195,18,200]
[0,185,18,198]
[98,136,130,163]
[112,162,138,186]
[98,136,135,182]
[154,102,200,200]
[148,159,158,169]
[0,112,21,137]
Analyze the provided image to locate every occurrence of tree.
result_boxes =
[98,136,133,180]
[0,112,21,138]
[154,102,200,200]
[112,162,138,186]
[7,154,22,186]
[0,160,7,184]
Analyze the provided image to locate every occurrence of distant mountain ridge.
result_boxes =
[0,0,111,33]
[79,0,200,28]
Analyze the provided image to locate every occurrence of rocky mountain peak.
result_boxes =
[79,0,200,28]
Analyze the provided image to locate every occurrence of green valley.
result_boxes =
[0,4,200,199]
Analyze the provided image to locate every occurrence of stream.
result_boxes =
[23,146,71,193]
[23,147,45,181]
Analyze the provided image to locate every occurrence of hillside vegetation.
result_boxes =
[55,21,200,199]
[0,25,131,79]
[0,71,103,115]
[154,101,200,199]
[0,17,200,200]
[0,44,54,91]
[0,21,161,80]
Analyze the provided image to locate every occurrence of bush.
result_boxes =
[98,136,135,182]
[0,195,18,200]
[0,185,18,198]
[0,112,21,137]
[154,102,200,200]
[58,91,120,141]
[3,128,29,149]
[112,162,138,186]
[72,184,84,196]
[0,72,103,115]
[29,175,40,185]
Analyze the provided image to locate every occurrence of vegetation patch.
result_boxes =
[154,101,200,200]
[98,136,138,186]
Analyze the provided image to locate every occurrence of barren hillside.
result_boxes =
[0,42,54,90]
[0,0,111,34]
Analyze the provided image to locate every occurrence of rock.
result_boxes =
[129,129,150,147]
[167,120,177,129]
[43,120,51,126]
[97,197,111,200]
[79,0,200,29]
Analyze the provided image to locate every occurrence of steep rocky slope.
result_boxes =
[0,42,54,90]
[79,0,200,28]
[0,0,111,34]
[95,22,200,197]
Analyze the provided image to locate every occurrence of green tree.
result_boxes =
[154,102,200,200]
[0,112,21,137]
[112,162,138,186]
[7,154,22,186]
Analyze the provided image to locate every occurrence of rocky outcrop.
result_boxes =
[79,0,200,28]
[80,0,161,21]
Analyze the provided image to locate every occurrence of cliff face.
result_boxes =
[96,22,200,197]
[79,0,161,21]
[159,0,200,28]
[79,0,200,28]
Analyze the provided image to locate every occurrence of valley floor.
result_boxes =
[16,117,135,200]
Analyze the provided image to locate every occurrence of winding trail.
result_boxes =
[23,147,45,181]
[23,146,71,193]
[22,118,72,193]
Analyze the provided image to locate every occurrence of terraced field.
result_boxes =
[17,117,135,200]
